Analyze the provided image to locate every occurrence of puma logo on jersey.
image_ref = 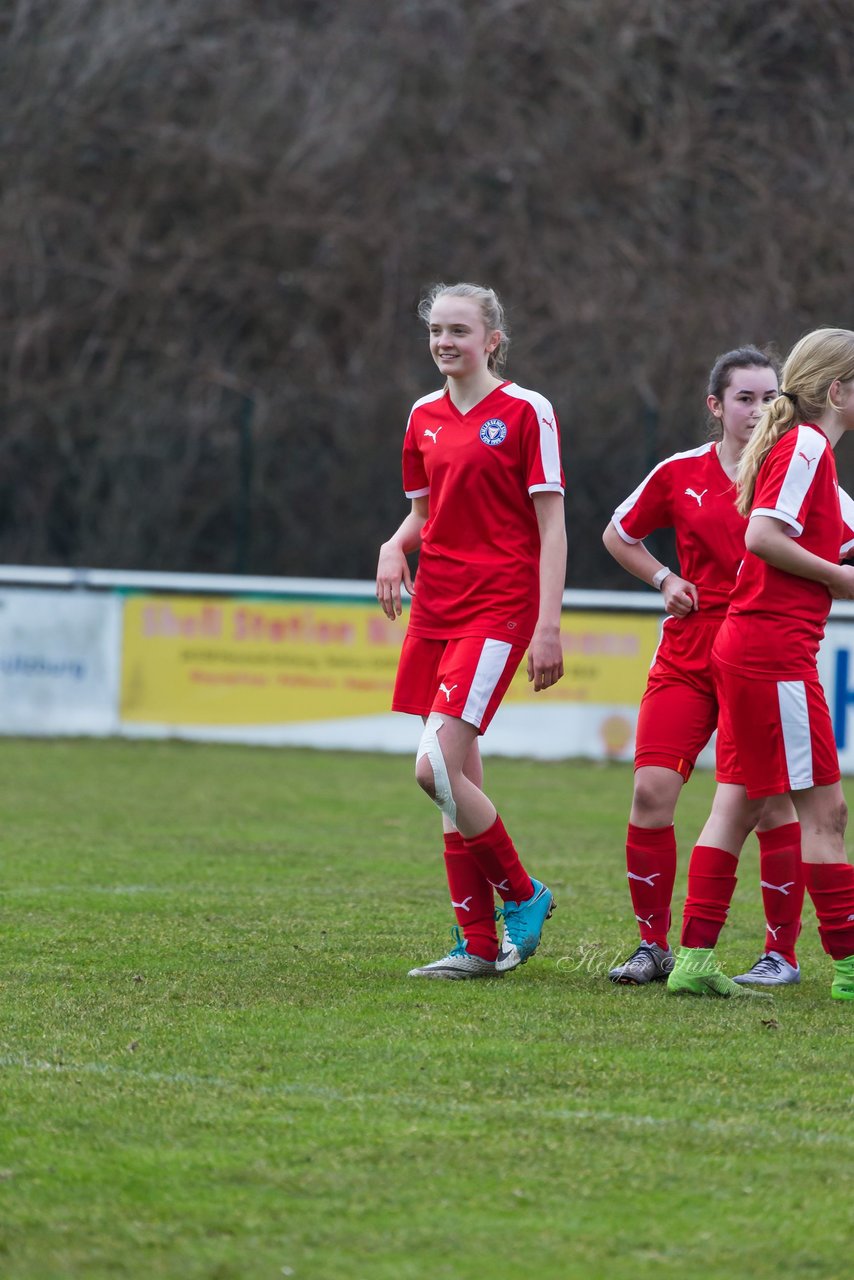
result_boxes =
[627,871,660,886]
[423,426,443,443]
[438,682,457,701]
[542,414,556,431]
[760,879,795,896]
[451,896,473,912]
[798,451,816,469]
[685,488,707,506]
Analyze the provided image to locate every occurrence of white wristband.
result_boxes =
[652,566,672,591]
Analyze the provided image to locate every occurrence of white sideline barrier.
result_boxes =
[0,589,120,735]
[2,566,854,769]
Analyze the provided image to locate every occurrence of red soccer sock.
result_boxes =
[681,845,739,949]
[625,822,677,949]
[757,824,803,965]
[443,831,498,961]
[462,816,534,904]
[803,862,854,959]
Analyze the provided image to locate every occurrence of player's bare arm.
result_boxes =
[528,491,566,691]
[829,564,854,599]
[745,513,854,596]
[376,496,428,619]
[602,521,698,615]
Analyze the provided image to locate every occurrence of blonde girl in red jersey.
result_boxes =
[604,349,802,988]
[376,283,566,979]
[668,328,854,1000]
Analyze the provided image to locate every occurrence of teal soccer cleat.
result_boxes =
[495,879,555,973]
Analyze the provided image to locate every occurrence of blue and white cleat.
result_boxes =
[495,878,555,972]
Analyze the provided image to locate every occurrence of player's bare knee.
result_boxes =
[415,713,457,824]
[725,808,758,845]
[809,796,848,842]
[415,753,437,800]
[632,778,671,827]
[831,797,848,837]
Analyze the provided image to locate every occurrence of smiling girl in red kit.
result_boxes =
[376,283,566,979]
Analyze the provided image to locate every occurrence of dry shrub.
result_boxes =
[2,0,853,580]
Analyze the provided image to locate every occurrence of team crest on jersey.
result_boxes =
[480,419,507,446]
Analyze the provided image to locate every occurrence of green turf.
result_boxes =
[1,739,852,1279]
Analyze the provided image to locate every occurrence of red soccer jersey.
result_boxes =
[612,442,745,615]
[714,423,843,677]
[401,381,565,643]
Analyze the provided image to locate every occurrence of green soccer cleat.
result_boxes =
[831,954,854,1001]
[666,946,770,999]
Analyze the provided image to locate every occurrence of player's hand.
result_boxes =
[830,563,854,600]
[527,624,564,691]
[661,573,698,617]
[375,541,414,619]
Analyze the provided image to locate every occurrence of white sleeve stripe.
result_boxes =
[405,389,446,437]
[538,423,563,485]
[611,517,640,545]
[611,444,715,524]
[750,506,803,536]
[404,486,430,498]
[410,388,446,411]
[612,465,669,524]
[498,383,563,484]
[528,482,565,495]
[769,425,827,527]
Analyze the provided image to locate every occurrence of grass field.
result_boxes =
[1,738,852,1280]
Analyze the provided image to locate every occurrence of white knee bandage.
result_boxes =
[416,712,457,825]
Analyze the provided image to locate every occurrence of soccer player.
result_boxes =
[604,348,803,987]
[376,282,566,979]
[668,327,854,1000]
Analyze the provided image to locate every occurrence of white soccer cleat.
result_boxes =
[407,926,502,980]
[732,951,801,986]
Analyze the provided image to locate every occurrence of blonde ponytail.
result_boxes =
[736,327,854,516]
[736,396,798,515]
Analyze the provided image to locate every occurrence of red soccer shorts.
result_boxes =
[634,614,729,781]
[634,677,719,782]
[713,661,840,798]
[392,634,526,733]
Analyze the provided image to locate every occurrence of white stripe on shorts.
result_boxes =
[462,639,514,729]
[777,680,814,790]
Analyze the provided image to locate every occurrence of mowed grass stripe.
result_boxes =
[3,1050,854,1153]
[1,739,852,1280]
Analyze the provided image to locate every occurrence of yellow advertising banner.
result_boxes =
[120,594,660,726]
[506,612,659,704]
